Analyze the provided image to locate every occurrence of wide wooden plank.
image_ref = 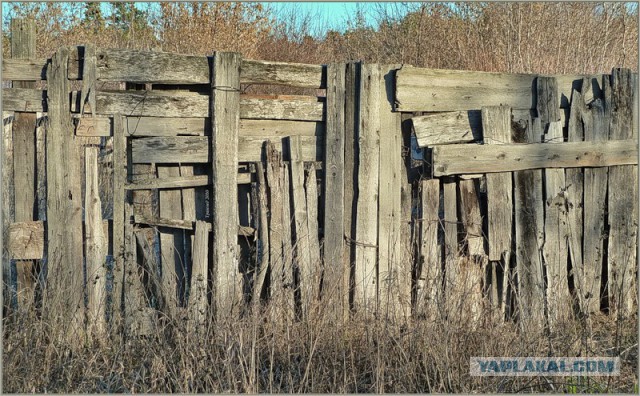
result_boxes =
[75,116,111,137]
[240,119,323,137]
[323,63,347,320]
[35,113,46,222]
[3,112,15,309]
[416,179,441,319]
[2,58,47,81]
[513,117,545,332]
[377,64,408,320]
[239,97,323,121]
[211,52,242,318]
[432,139,637,176]
[412,110,482,147]
[85,147,107,334]
[395,66,586,112]
[354,64,380,315]
[581,85,608,316]
[607,68,638,317]
[241,59,324,88]
[131,136,209,163]
[45,46,84,334]
[8,221,43,260]
[2,88,46,112]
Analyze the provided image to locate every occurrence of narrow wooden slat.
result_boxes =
[210,52,242,318]
[126,175,209,189]
[354,64,380,315]
[395,66,587,112]
[239,97,323,121]
[432,139,637,176]
[2,88,46,112]
[581,89,609,316]
[377,64,408,321]
[305,163,322,312]
[323,63,347,320]
[513,117,545,332]
[607,69,638,317]
[3,112,15,309]
[131,136,209,163]
[239,119,323,137]
[45,46,84,335]
[79,45,97,115]
[458,178,485,258]
[36,113,47,222]
[251,161,269,313]
[112,114,127,325]
[241,59,324,88]
[85,147,107,334]
[412,111,482,147]
[8,221,43,260]
[189,220,209,329]
[265,142,285,300]
[281,162,295,318]
[416,179,441,319]
[238,136,322,162]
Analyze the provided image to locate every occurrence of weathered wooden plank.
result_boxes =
[2,58,47,81]
[395,66,586,112]
[211,52,242,318]
[432,139,637,176]
[354,64,380,315]
[442,180,460,320]
[127,116,205,136]
[251,161,269,313]
[8,221,43,260]
[85,147,107,334]
[10,19,36,85]
[188,220,209,330]
[412,111,482,147]
[35,113,46,222]
[239,97,323,121]
[241,59,324,88]
[536,76,561,124]
[281,161,296,319]
[581,92,609,316]
[79,44,97,115]
[75,116,111,137]
[377,64,408,320]
[458,178,485,258]
[323,63,347,320]
[416,179,441,319]
[305,163,322,313]
[3,112,15,310]
[265,142,285,298]
[513,117,545,332]
[2,87,46,112]
[112,114,127,325]
[239,136,322,162]
[289,136,313,318]
[607,68,638,317]
[45,46,84,335]
[240,119,323,137]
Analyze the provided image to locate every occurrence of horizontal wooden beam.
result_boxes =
[432,139,638,176]
[412,110,482,146]
[133,214,254,236]
[131,135,323,163]
[396,66,590,112]
[6,50,326,88]
[3,88,46,112]
[124,172,252,189]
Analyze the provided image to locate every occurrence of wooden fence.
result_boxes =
[2,19,638,336]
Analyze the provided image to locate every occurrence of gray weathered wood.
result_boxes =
[2,87,46,112]
[395,66,586,112]
[211,52,242,318]
[45,46,84,336]
[35,113,46,222]
[8,221,44,260]
[607,68,638,317]
[305,163,322,312]
[513,117,545,332]
[239,97,323,121]
[412,111,482,147]
[442,180,460,320]
[79,44,96,116]
[536,76,561,124]
[112,114,127,325]
[265,142,285,297]
[323,63,347,320]
[241,59,324,88]
[377,64,408,321]
[239,119,323,137]
[416,179,441,319]
[581,88,608,316]
[2,57,47,81]
[432,139,637,176]
[458,178,485,258]
[354,64,380,315]
[75,116,110,137]
[85,147,107,335]
[3,111,15,310]
[281,162,295,319]
[188,220,209,330]
[251,161,269,313]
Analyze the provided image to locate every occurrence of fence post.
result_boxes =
[210,51,242,320]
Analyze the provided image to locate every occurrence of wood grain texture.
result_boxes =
[305,163,322,313]
[432,139,637,176]
[79,44,96,116]
[210,52,242,318]
[188,220,209,330]
[239,97,323,121]
[2,88,46,112]
[112,114,127,324]
[416,179,441,319]
[354,64,380,315]
[458,178,485,258]
[3,112,15,310]
[607,69,638,317]
[412,110,482,147]
[442,180,461,320]
[241,59,324,88]
[45,46,84,336]
[251,162,269,313]
[75,116,111,137]
[35,113,46,222]
[2,57,47,81]
[8,221,43,260]
[265,142,286,299]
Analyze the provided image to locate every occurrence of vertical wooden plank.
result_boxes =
[210,51,242,319]
[85,147,107,335]
[80,44,97,116]
[11,18,36,311]
[354,63,380,315]
[442,179,459,320]
[180,164,196,301]
[377,64,408,321]
[3,111,15,312]
[35,112,46,222]
[251,161,269,313]
[481,106,513,318]
[266,142,284,297]
[112,114,126,325]
[513,116,545,332]
[189,220,209,330]
[45,46,84,337]
[281,162,295,318]
[343,62,360,317]
[607,68,638,317]
[416,179,441,319]
[323,63,347,321]
[305,163,322,310]
[581,84,609,316]
[288,135,313,318]
[543,120,571,328]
